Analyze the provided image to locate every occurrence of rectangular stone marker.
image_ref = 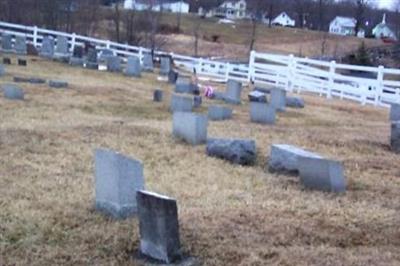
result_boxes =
[207,138,256,165]
[94,148,145,219]
[390,103,400,121]
[39,36,55,58]
[3,58,11,65]
[160,57,171,76]
[298,157,346,193]
[125,56,141,77]
[137,190,181,263]
[175,77,193,94]
[270,88,286,112]
[107,55,121,72]
[269,144,323,174]
[173,112,208,145]
[2,84,24,100]
[0,64,4,76]
[73,46,84,58]
[49,80,68,89]
[168,70,178,84]
[18,59,27,66]
[69,57,84,67]
[391,121,400,153]
[85,48,98,69]
[1,34,13,52]
[142,53,154,72]
[250,102,276,125]
[208,105,233,121]
[224,79,242,104]
[153,89,163,102]
[193,95,202,108]
[170,94,194,112]
[15,36,27,54]
[54,35,70,60]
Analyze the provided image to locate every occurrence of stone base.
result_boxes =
[95,201,136,219]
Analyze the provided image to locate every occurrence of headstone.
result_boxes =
[173,112,208,145]
[137,190,181,263]
[69,57,84,67]
[98,48,114,62]
[94,148,145,219]
[142,53,154,72]
[39,36,55,58]
[14,36,27,54]
[270,88,286,112]
[125,56,141,77]
[213,91,226,100]
[299,157,346,193]
[3,58,11,65]
[13,76,30,83]
[250,102,276,125]
[85,48,98,69]
[208,105,233,121]
[390,103,400,121]
[27,43,38,56]
[193,96,202,108]
[224,80,242,104]
[2,84,24,100]
[18,59,27,66]
[286,96,305,108]
[54,35,70,60]
[170,94,193,112]
[160,57,171,76]
[390,121,400,153]
[175,77,194,94]
[168,70,178,84]
[1,33,13,52]
[153,89,163,102]
[206,138,256,165]
[248,90,267,103]
[254,87,271,94]
[268,144,323,174]
[49,80,68,89]
[29,78,46,84]
[0,64,4,76]
[73,46,84,58]
[107,56,121,72]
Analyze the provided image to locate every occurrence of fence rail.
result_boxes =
[1,21,399,107]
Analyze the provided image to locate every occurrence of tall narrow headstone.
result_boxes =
[208,105,233,121]
[142,53,154,72]
[270,88,286,112]
[2,84,24,100]
[39,36,55,58]
[170,94,194,112]
[107,55,121,72]
[173,112,208,145]
[1,33,13,52]
[250,102,276,125]
[14,36,27,54]
[391,121,400,153]
[94,148,145,219]
[224,80,242,104]
[54,35,70,60]
[125,56,141,77]
[85,48,98,69]
[160,57,171,76]
[137,190,181,263]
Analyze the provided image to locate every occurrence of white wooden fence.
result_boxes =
[1,21,399,107]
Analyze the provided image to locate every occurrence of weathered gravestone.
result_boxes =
[142,53,154,72]
[99,48,114,62]
[85,48,98,69]
[286,96,305,108]
[390,103,400,121]
[0,64,4,76]
[39,36,55,58]
[173,112,208,145]
[175,77,199,95]
[137,190,181,263]
[213,91,226,101]
[160,57,171,76]
[224,79,242,104]
[107,55,121,72]
[27,43,38,56]
[206,138,256,165]
[270,88,286,112]
[18,59,27,66]
[193,96,202,108]
[49,80,68,89]
[54,35,70,61]
[14,76,46,84]
[69,46,84,66]
[94,148,145,219]
[73,46,84,58]
[250,102,276,125]
[125,56,141,77]
[268,144,323,174]
[153,89,163,102]
[1,34,13,52]
[14,36,27,54]
[2,84,24,100]
[390,121,400,153]
[298,157,346,193]
[170,94,193,113]
[208,105,233,121]
[3,58,11,65]
[248,90,267,103]
[168,70,178,84]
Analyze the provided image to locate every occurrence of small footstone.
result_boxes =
[286,96,305,108]
[173,112,208,145]
[49,80,68,89]
[13,76,30,83]
[2,84,24,100]
[206,138,256,165]
[390,121,400,153]
[248,90,267,103]
[18,59,27,66]
[208,105,233,121]
[170,94,194,113]
[29,78,46,84]
[3,58,11,65]
[250,102,276,125]
[153,89,163,102]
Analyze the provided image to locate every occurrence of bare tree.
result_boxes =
[112,0,122,42]
[355,0,368,36]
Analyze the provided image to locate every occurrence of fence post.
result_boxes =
[138,47,143,63]
[327,60,336,99]
[225,63,230,82]
[71,32,76,53]
[248,50,255,83]
[375,65,384,106]
[106,40,111,49]
[287,54,295,92]
[33,26,38,47]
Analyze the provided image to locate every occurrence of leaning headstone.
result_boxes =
[49,80,68,89]
[54,35,70,61]
[2,84,24,100]
[208,105,233,121]
[173,112,208,145]
[85,48,98,69]
[270,88,286,112]
[153,89,163,102]
[390,103,400,121]
[207,138,256,165]
[3,58,11,65]
[142,53,154,72]
[193,96,202,108]
[18,59,27,66]
[94,148,145,219]
[14,36,27,54]
[125,56,141,77]
[0,64,4,76]
[390,121,400,153]
[248,90,267,103]
[170,94,194,112]
[160,57,171,76]
[299,157,346,193]
[1,34,13,52]
[286,96,305,108]
[137,190,181,263]
[250,102,276,125]
[39,36,55,58]
[107,55,121,72]
[268,144,323,174]
[224,80,242,104]
[168,70,178,84]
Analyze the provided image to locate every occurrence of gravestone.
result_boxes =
[107,56,121,72]
[18,59,27,66]
[13,76,30,83]
[2,84,24,100]
[193,96,202,108]
[173,112,208,145]
[213,91,226,100]
[224,80,242,104]
[160,57,171,76]
[73,46,84,58]
[1,33,13,52]
[15,36,27,54]
[250,102,276,125]
[3,58,11,65]
[268,144,323,174]
[29,77,46,84]
[27,43,38,56]
[175,77,194,94]
[125,56,141,77]
[85,48,98,69]
[0,64,4,76]
[98,48,114,62]
[142,53,154,72]
[153,89,163,102]
[49,80,68,89]
[39,36,55,58]
[286,96,305,108]
[54,35,70,61]
[248,90,267,103]
[390,103,400,121]
[170,94,194,112]
[390,121,400,153]
[69,57,84,67]
[299,157,346,193]
[137,190,181,263]
[208,105,233,121]
[94,148,145,219]
[168,70,178,84]
[207,138,256,165]
[270,88,286,112]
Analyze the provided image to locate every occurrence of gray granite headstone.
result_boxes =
[1,33,13,52]
[286,96,305,108]
[15,36,27,54]
[390,103,400,121]
[299,157,346,193]
[153,89,163,102]
[39,36,55,58]
[250,102,276,125]
[49,80,68,89]
[94,148,145,219]
[170,94,194,112]
[160,57,171,76]
[168,70,178,84]
[69,57,84,67]
[85,48,98,69]
[2,84,24,100]
[224,79,242,104]
[107,56,121,72]
[270,88,286,112]
[193,96,202,108]
[142,54,154,72]
[269,144,323,174]
[207,138,256,165]
[175,77,194,94]
[0,64,4,76]
[173,112,208,145]
[54,35,70,59]
[391,121,400,153]
[125,56,141,77]
[137,190,181,263]
[208,105,233,121]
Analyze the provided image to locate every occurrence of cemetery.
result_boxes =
[1,34,400,265]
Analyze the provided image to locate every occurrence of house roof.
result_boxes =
[331,16,356,28]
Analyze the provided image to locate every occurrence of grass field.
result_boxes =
[0,54,400,265]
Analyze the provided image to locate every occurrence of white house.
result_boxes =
[214,0,247,20]
[329,16,356,36]
[271,12,295,27]
[373,14,397,40]
[123,0,189,13]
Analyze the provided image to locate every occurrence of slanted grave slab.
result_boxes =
[2,84,24,100]
[206,138,256,165]
[248,90,267,103]
[224,79,242,104]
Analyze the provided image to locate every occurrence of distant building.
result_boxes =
[373,14,397,40]
[271,12,295,27]
[213,0,247,20]
[329,16,356,36]
[123,0,189,13]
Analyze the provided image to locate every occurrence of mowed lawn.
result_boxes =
[0,54,399,265]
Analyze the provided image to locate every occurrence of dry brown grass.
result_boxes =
[0,54,400,265]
